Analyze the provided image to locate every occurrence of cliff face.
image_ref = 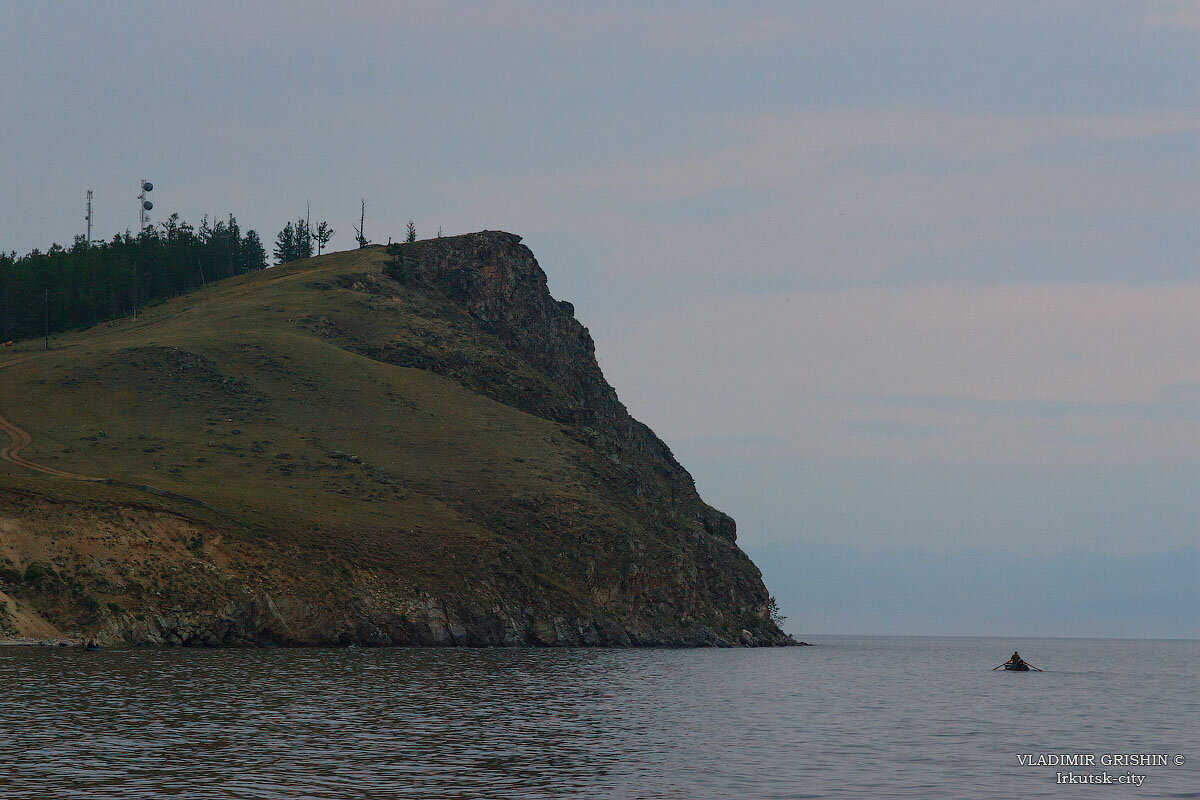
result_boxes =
[385,233,738,543]
[0,233,789,647]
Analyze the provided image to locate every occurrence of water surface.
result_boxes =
[1,636,1196,798]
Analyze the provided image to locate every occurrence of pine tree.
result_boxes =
[242,230,268,271]
[226,215,243,277]
[315,221,334,255]
[406,220,417,243]
[161,213,183,243]
[295,217,314,260]
[0,250,11,341]
[274,222,297,264]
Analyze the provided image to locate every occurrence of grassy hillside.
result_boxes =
[0,235,789,646]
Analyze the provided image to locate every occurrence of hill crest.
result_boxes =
[0,232,789,647]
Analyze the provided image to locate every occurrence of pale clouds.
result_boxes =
[451,107,1197,297]
[404,2,810,53]
[1144,5,1200,30]
[596,283,1200,466]
[549,109,1200,197]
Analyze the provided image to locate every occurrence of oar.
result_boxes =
[992,663,1006,670]
[1025,663,1043,671]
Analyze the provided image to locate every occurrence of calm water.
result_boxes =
[1,636,1196,798]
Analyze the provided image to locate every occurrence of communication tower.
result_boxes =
[137,179,154,230]
[85,189,93,244]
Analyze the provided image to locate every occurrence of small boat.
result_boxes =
[994,650,1042,672]
[83,640,101,652]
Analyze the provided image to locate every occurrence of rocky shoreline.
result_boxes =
[4,595,807,649]
[2,637,811,648]
[92,595,804,648]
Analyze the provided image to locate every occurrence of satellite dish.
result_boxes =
[142,200,153,211]
[142,181,153,192]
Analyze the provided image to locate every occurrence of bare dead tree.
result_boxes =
[353,198,370,248]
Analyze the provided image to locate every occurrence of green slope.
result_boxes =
[0,234,790,646]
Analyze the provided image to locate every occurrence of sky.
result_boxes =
[1,1,1196,636]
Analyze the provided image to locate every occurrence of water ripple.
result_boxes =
[0,638,1195,798]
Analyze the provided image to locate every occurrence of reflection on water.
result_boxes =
[1,638,1196,798]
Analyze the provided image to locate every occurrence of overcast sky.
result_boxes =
[2,1,1196,636]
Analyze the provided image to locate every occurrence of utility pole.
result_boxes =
[197,258,210,302]
[44,286,49,350]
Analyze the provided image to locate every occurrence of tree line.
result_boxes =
[1,205,422,344]
[0,213,267,343]
[273,215,334,264]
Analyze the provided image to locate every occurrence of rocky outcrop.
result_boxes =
[0,234,795,647]
[97,592,795,648]
[386,233,737,544]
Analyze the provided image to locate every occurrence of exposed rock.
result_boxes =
[386,233,737,544]
[92,593,794,648]
[0,233,797,648]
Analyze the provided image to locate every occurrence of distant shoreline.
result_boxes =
[1,638,812,649]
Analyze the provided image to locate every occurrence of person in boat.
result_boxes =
[995,650,1040,671]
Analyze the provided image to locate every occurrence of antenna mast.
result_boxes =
[85,189,93,244]
[137,179,154,230]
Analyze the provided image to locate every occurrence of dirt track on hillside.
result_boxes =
[0,306,197,483]
[0,354,105,481]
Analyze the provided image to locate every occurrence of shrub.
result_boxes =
[23,562,59,590]
[383,244,416,285]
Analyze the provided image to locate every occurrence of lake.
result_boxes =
[1,636,1196,798]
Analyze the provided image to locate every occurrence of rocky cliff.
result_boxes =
[0,232,792,647]
[385,233,738,543]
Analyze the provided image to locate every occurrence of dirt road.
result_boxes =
[0,306,198,484]
[0,353,105,481]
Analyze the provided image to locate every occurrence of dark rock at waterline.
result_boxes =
[97,593,797,648]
